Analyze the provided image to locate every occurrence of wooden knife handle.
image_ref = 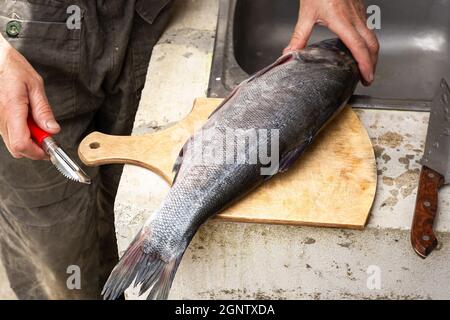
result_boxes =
[411,166,444,258]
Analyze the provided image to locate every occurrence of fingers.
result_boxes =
[5,104,47,160]
[328,20,376,85]
[284,12,315,54]
[28,77,60,134]
[285,0,380,85]
[355,22,380,73]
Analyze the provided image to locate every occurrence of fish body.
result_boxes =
[103,38,360,300]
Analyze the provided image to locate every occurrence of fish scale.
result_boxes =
[102,38,360,300]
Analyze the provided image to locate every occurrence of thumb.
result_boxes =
[28,78,60,134]
[284,17,315,54]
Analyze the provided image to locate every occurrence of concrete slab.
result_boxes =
[172,221,450,299]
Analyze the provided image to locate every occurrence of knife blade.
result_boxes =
[27,116,92,185]
[411,79,450,258]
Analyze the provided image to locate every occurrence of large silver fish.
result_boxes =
[102,38,360,300]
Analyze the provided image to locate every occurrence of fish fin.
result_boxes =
[208,52,296,120]
[278,144,308,173]
[145,257,182,300]
[172,166,182,185]
[102,228,184,300]
[246,51,295,83]
[172,146,185,184]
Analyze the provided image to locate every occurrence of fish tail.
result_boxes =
[102,227,183,300]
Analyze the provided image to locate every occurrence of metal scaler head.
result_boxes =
[42,137,91,184]
[27,116,91,185]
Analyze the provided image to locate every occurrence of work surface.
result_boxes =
[113,0,450,300]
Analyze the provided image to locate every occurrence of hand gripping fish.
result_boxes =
[102,38,360,300]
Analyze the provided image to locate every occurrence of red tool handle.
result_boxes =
[27,115,51,147]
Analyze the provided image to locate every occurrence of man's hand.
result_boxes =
[0,35,60,160]
[285,0,379,85]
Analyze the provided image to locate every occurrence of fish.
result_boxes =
[102,38,360,300]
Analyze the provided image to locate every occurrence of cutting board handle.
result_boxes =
[78,132,175,183]
[79,98,220,184]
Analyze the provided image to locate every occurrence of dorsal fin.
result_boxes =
[208,52,296,120]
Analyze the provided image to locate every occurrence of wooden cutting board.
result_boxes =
[78,98,377,229]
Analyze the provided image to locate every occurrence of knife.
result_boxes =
[27,116,91,185]
[411,79,450,258]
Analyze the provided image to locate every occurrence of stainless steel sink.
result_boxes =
[208,0,450,111]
